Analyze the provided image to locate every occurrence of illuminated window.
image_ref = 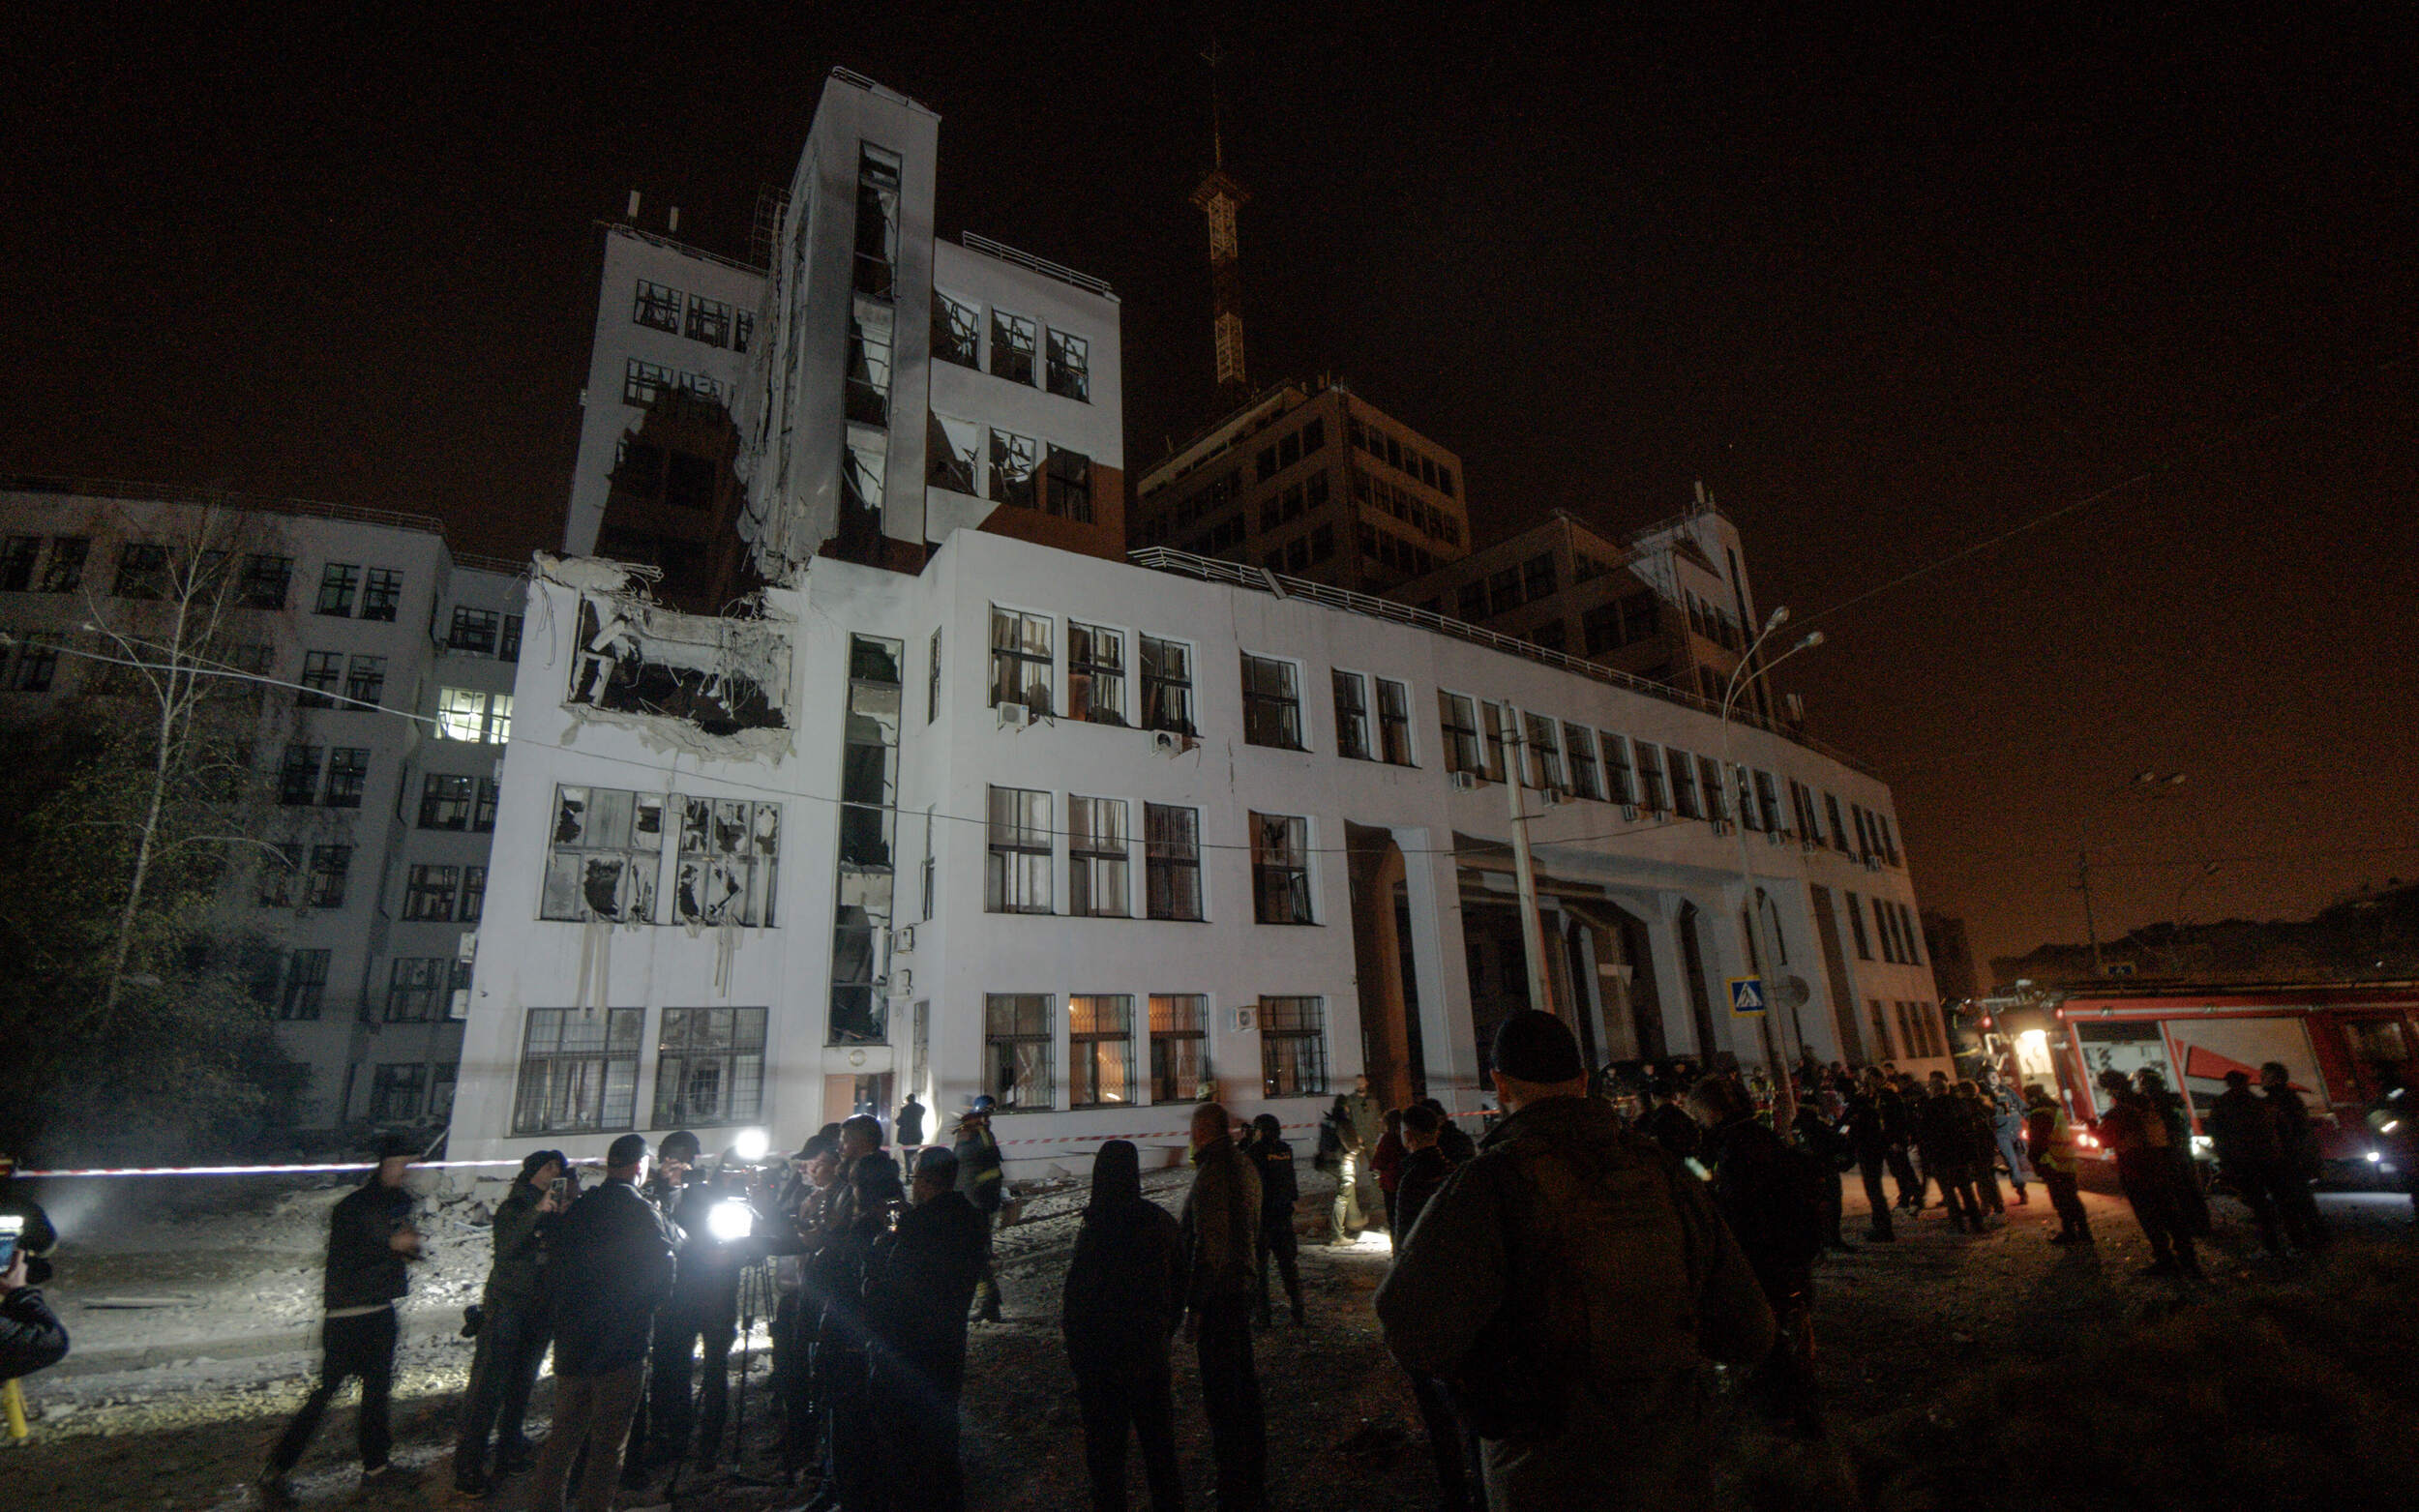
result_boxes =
[984,993,1054,1111]
[438,688,512,743]
[1260,996,1328,1097]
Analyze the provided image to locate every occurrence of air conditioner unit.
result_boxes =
[997,701,1031,730]
[1863,856,1883,873]
[890,968,912,994]
[1621,803,1642,821]
[1150,729,1182,756]
[1448,771,1479,792]
[1766,829,1788,846]
[893,924,915,954]
[1234,1004,1257,1033]
[1539,786,1567,807]
[448,989,471,1019]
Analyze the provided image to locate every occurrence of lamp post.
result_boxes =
[1718,608,1824,1078]
[2076,771,2186,976]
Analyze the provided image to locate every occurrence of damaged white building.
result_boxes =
[444,70,1947,1171]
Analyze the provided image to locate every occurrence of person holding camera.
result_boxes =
[0,1247,67,1382]
[648,1140,756,1471]
[452,1148,568,1498]
[257,1134,425,1508]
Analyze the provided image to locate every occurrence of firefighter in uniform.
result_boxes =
[2023,1085,2092,1244]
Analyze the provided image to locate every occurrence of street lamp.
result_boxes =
[2076,772,2187,975]
[1718,608,1825,1078]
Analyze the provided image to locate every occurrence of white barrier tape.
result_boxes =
[15,1159,525,1179]
[993,1119,1321,1147]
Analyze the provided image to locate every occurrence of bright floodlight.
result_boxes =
[707,1197,754,1243]
[732,1127,770,1163]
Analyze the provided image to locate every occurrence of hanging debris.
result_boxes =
[538,553,794,760]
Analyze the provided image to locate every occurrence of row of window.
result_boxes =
[931,289,1090,400]
[926,416,1093,522]
[1353,468,1462,547]
[367,1058,460,1122]
[632,279,754,353]
[1455,553,1559,622]
[2,537,415,626]
[1869,998,1947,1060]
[419,773,500,831]
[539,786,782,928]
[1683,590,1745,651]
[403,863,489,924]
[1581,591,1664,654]
[314,562,406,621]
[986,993,1329,1112]
[1253,415,1326,484]
[1263,523,1339,576]
[447,608,523,660]
[1347,414,1456,498]
[1358,519,1440,579]
[985,787,1321,928]
[984,608,1197,732]
[1844,892,1924,966]
[278,744,371,808]
[255,948,466,1025]
[623,358,729,409]
[511,1005,765,1135]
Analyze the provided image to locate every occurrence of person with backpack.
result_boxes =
[1688,1074,1828,1437]
[1379,1012,1774,1508]
[2095,1070,2202,1278]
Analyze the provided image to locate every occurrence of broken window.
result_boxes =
[623,358,674,407]
[238,553,292,609]
[932,290,980,368]
[989,607,1052,713]
[685,294,732,347]
[498,614,523,662]
[1068,797,1129,918]
[114,542,169,600]
[845,299,894,426]
[1240,654,1302,750]
[1140,636,1194,736]
[988,429,1038,508]
[305,844,351,908]
[403,864,461,921]
[990,310,1036,385]
[316,562,360,616]
[564,596,789,738]
[675,797,781,927]
[653,1007,769,1127]
[37,537,87,594]
[451,608,499,654]
[541,786,664,924]
[1250,812,1314,925]
[634,280,683,333]
[420,773,473,830]
[927,413,979,493]
[278,744,322,806]
[853,143,903,298]
[843,427,887,540]
[511,1007,642,1134]
[830,635,896,1044]
[439,688,512,743]
[344,655,386,708]
[986,786,1053,914]
[985,994,1055,1110]
[1066,621,1125,726]
[1046,329,1090,401]
[361,568,402,621]
[323,747,369,808]
[1045,446,1092,522]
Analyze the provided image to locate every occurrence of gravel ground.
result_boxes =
[1,1160,2409,1511]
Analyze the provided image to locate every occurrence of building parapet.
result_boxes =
[959,232,1118,299]
[1127,543,1879,777]
[0,474,448,537]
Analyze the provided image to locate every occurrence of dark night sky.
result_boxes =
[8,3,2416,969]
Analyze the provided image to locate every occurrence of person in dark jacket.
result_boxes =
[1389,1103,1479,1512]
[1419,1098,1478,1166]
[2260,1061,2331,1248]
[954,1102,1005,1322]
[1793,1095,1857,1252]
[529,1134,682,1512]
[1842,1072,1896,1241]
[1955,1082,2006,1217]
[897,1092,928,1167]
[2095,1070,2201,1279]
[0,1161,58,1285]
[1182,1102,1265,1512]
[2207,1070,2290,1254]
[820,1146,904,1512]
[1381,1013,1774,1509]
[258,1135,424,1507]
[1243,1114,1304,1328]
[869,1147,988,1512]
[2024,1085,2092,1244]
[0,1248,67,1381]
[1062,1140,1185,1512]
[1915,1077,1984,1232]
[1690,1075,1824,1437]
[2135,1068,2211,1236]
[649,1148,754,1469]
[1637,1079,1700,1163]
[1880,1075,1924,1210]
[453,1148,566,1497]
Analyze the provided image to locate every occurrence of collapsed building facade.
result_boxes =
[445,71,1947,1170]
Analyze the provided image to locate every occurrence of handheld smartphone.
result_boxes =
[0,1214,23,1270]
[550,1176,571,1201]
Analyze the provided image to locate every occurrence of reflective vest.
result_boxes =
[2032,1106,2079,1175]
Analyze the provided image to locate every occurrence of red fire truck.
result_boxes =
[1987,981,2419,1183]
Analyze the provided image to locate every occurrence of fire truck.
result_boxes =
[1981,980,2419,1183]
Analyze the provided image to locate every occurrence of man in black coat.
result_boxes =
[1243,1113,1304,1328]
[1842,1072,1896,1241]
[649,1144,754,1469]
[1690,1076,1825,1437]
[869,1147,989,1512]
[1389,1103,1479,1512]
[1637,1078,1700,1163]
[819,1147,904,1512]
[2260,1061,2331,1249]
[2207,1070,2290,1255]
[0,1248,67,1381]
[1915,1077,1984,1233]
[530,1134,682,1512]
[258,1135,422,1507]
[454,1148,566,1497]
[1062,1140,1184,1512]
[953,1101,1005,1322]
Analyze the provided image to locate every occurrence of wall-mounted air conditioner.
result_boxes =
[998,701,1031,730]
[893,925,915,954]
[1150,729,1182,756]
[1448,771,1479,792]
[1622,804,1642,821]
[1234,1004,1257,1033]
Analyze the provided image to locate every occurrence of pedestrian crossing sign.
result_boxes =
[1728,976,1767,1016]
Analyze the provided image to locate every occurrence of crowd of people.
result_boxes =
[226,1024,2403,1512]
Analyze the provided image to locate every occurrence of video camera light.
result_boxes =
[732,1127,771,1164]
[707,1196,755,1244]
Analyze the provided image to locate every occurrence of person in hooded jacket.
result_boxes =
[453,1148,566,1498]
[954,1101,1006,1322]
[258,1134,423,1508]
[531,1134,683,1512]
[2095,1070,2201,1279]
[1242,1113,1304,1329]
[1061,1140,1186,1512]
[1419,1098,1478,1166]
[868,1147,988,1512]
[820,1148,904,1512]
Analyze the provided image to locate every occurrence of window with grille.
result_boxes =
[1240,654,1302,750]
[387,958,458,1022]
[305,845,351,909]
[1250,812,1313,925]
[1150,993,1209,1103]
[990,310,1036,384]
[932,290,979,368]
[1332,671,1371,760]
[984,993,1054,1111]
[1070,994,1134,1107]
[541,786,664,923]
[652,1006,768,1127]
[986,786,1052,914]
[1141,637,1195,735]
[361,568,402,621]
[369,1064,428,1121]
[988,608,1051,713]
[278,744,322,806]
[316,562,360,616]
[1564,724,1601,800]
[450,608,499,654]
[1439,692,1481,775]
[634,280,683,332]
[1046,329,1090,400]
[296,651,341,707]
[1068,797,1129,918]
[1066,622,1125,726]
[1144,804,1202,922]
[512,1007,642,1134]
[323,748,369,808]
[1260,995,1328,1097]
[344,655,386,708]
[673,797,780,927]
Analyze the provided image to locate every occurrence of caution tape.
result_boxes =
[15,1159,525,1179]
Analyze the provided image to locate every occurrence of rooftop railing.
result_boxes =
[0,474,449,537]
